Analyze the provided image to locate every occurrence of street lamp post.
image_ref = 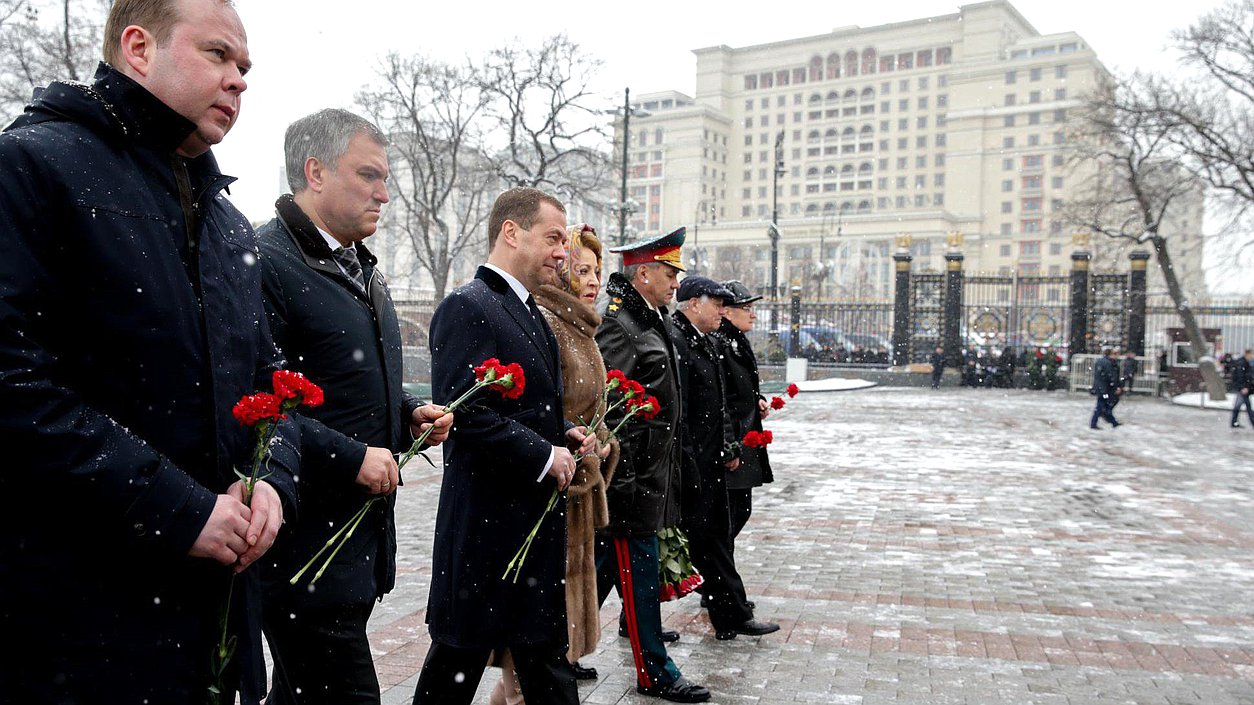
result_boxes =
[689,201,714,273]
[609,88,650,248]
[769,131,785,331]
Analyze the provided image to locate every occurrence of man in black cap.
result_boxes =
[713,281,773,612]
[672,276,780,642]
[596,229,710,703]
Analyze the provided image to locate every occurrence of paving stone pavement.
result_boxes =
[358,387,1254,704]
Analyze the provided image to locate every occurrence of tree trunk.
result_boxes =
[1151,235,1226,400]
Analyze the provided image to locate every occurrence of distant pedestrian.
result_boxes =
[1120,351,1138,394]
[929,346,945,388]
[1229,349,1253,429]
[1090,348,1122,429]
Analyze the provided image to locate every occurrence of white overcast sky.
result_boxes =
[214,0,1246,292]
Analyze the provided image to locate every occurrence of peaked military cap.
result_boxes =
[608,226,686,271]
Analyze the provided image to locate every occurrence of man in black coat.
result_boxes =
[1090,348,1123,429]
[595,230,711,703]
[714,281,774,543]
[0,1,295,702]
[414,188,595,705]
[256,109,452,705]
[929,346,945,388]
[1230,349,1254,428]
[672,277,779,643]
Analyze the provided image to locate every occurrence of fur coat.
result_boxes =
[535,284,619,660]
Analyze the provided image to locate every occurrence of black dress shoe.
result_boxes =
[569,661,598,680]
[715,619,781,640]
[637,676,711,703]
[618,622,680,643]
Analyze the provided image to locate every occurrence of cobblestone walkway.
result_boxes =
[366,387,1254,704]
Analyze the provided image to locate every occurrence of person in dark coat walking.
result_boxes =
[1090,348,1123,429]
[0,1,296,702]
[256,109,451,705]
[595,230,711,703]
[413,188,595,705]
[1229,349,1254,428]
[714,281,774,542]
[929,346,945,388]
[673,277,780,643]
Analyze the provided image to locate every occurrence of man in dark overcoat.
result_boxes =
[672,277,779,643]
[256,109,451,705]
[1230,348,1254,428]
[714,281,773,561]
[595,230,711,703]
[1090,348,1123,429]
[0,0,295,702]
[929,346,945,389]
[414,188,595,705]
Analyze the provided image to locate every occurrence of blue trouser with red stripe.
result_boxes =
[595,534,683,689]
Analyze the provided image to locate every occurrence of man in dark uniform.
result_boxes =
[1090,348,1122,429]
[673,277,779,643]
[256,109,452,705]
[596,229,711,703]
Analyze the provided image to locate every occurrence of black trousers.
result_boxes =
[728,488,753,542]
[411,641,577,705]
[263,603,379,705]
[687,524,752,631]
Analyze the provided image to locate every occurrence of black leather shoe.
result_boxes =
[715,619,781,640]
[618,621,680,643]
[569,661,598,680]
[637,677,711,703]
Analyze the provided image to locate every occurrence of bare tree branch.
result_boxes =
[0,0,104,124]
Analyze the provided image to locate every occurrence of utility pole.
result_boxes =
[769,131,785,331]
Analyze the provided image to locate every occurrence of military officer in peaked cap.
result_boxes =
[595,228,711,703]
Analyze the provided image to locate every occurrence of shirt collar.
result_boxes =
[317,226,351,253]
[483,263,531,304]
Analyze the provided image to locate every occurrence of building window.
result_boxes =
[917,50,933,68]
[935,134,947,147]
[777,70,790,87]
[896,176,907,189]
[1020,240,1041,256]
[1003,136,1015,148]
[1052,176,1064,188]
[1055,65,1068,79]
[1021,219,1041,233]
[1000,224,1012,236]
[1052,154,1066,166]
[760,73,774,89]
[1004,115,1016,127]
[1028,134,1040,146]
[1023,155,1043,169]
[898,53,912,70]
[1006,70,1017,84]
[934,173,945,186]
[1021,197,1042,211]
[1003,158,1014,170]
[937,94,948,108]
[916,155,927,168]
[917,116,928,129]
[999,244,1012,256]
[1029,90,1041,103]
[1002,179,1013,192]
[918,96,929,110]
[1001,201,1013,213]
[1028,112,1041,125]
[896,196,907,208]
[899,78,909,92]
[1030,67,1042,81]
[1054,109,1067,123]
[914,194,926,207]
[1049,242,1063,255]
[1053,131,1066,145]
[1022,175,1042,190]
[794,68,807,84]
[896,157,908,169]
[1054,88,1067,100]
[1005,93,1017,106]
[937,47,952,65]
[898,98,909,112]
[745,75,757,90]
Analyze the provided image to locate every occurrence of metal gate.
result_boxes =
[909,273,944,361]
[963,274,1070,352]
[1087,274,1128,352]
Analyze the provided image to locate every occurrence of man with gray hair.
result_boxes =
[256,108,452,704]
[595,229,711,703]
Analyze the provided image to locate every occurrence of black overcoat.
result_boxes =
[1092,356,1120,397]
[715,320,774,489]
[671,311,735,534]
[426,266,571,648]
[257,196,423,608]
[0,64,298,703]
[595,273,684,536]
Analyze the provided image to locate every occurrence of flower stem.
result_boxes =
[310,498,377,584]
[502,489,560,583]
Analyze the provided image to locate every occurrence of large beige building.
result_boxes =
[617,0,1206,301]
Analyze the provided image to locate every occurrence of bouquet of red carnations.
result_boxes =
[658,527,703,602]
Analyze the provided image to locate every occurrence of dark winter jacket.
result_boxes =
[257,195,423,609]
[427,266,571,648]
[1231,356,1253,392]
[671,310,735,534]
[1092,356,1120,397]
[1120,356,1139,389]
[714,319,773,490]
[0,63,298,703]
[595,272,684,536]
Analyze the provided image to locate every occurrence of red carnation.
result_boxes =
[232,392,285,427]
[606,369,628,389]
[622,379,645,399]
[762,430,774,444]
[660,583,677,602]
[786,383,800,398]
[770,396,786,410]
[272,370,324,408]
[495,362,527,399]
[742,430,774,448]
[474,357,504,383]
[630,395,660,420]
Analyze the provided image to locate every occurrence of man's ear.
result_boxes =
[117,25,155,78]
[499,220,520,248]
[304,157,325,193]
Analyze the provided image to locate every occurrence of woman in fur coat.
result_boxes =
[491,224,619,704]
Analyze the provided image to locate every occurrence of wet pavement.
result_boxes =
[364,387,1254,704]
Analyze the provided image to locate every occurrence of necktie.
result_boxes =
[332,246,366,292]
